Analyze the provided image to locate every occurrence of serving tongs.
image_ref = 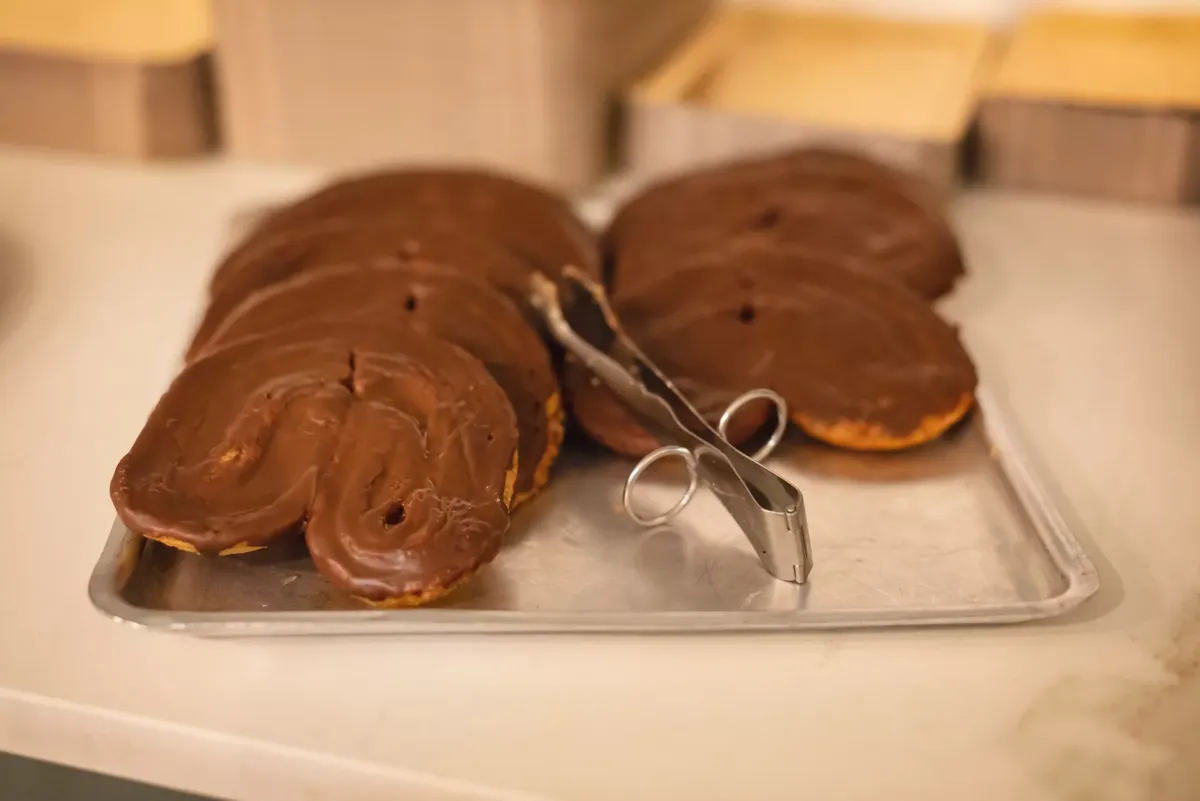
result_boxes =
[529,267,812,584]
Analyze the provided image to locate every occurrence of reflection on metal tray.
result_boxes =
[88,391,1099,635]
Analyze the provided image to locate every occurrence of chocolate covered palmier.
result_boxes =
[243,167,598,279]
[570,251,977,452]
[607,148,963,300]
[301,325,518,606]
[196,262,562,505]
[196,216,541,356]
[111,321,519,605]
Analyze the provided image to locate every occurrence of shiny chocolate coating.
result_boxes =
[196,215,543,358]
[607,148,963,300]
[245,167,598,279]
[572,250,977,451]
[112,321,518,603]
[197,262,559,501]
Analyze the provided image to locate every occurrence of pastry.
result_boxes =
[570,250,977,452]
[111,321,519,606]
[196,215,541,357]
[606,148,963,300]
[242,167,598,279]
[195,261,562,505]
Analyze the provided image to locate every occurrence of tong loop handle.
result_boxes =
[528,267,812,584]
[624,390,787,527]
[622,446,699,527]
[717,388,789,463]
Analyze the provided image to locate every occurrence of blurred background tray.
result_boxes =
[625,6,999,191]
[979,10,1200,204]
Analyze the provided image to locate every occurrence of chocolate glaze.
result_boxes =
[111,321,518,602]
[571,249,977,450]
[111,335,351,554]
[195,262,560,501]
[563,357,770,458]
[607,148,963,300]
[300,324,517,603]
[245,167,598,279]
[192,217,539,360]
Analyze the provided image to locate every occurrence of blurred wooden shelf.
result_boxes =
[0,0,211,61]
[0,0,216,159]
[626,7,1000,190]
[980,10,1200,204]
[211,0,712,191]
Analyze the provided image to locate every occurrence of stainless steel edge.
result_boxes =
[974,388,1101,609]
[88,390,1100,637]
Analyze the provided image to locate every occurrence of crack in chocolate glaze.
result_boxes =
[194,261,561,505]
[340,350,358,395]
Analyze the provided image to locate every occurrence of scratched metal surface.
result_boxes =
[88,391,1099,635]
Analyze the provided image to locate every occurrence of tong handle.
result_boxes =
[529,268,812,585]
[625,388,787,526]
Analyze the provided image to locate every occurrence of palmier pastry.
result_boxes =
[111,321,519,606]
[607,148,963,300]
[570,250,977,452]
[196,262,562,505]
[196,216,541,356]
[242,167,598,279]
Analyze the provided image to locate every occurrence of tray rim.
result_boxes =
[87,389,1101,636]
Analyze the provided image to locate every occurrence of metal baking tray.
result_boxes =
[88,389,1099,636]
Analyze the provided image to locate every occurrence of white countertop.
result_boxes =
[0,147,1198,801]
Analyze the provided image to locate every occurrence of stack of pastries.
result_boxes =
[111,171,592,607]
[111,150,978,607]
[568,149,978,456]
